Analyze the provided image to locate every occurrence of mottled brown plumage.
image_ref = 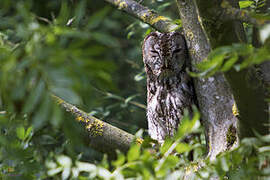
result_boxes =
[142,32,196,143]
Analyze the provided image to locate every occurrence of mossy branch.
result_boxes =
[51,94,137,156]
[104,0,179,32]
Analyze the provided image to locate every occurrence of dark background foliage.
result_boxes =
[0,0,182,178]
[0,0,269,179]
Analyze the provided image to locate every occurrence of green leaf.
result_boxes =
[157,2,172,11]
[157,155,179,177]
[163,155,179,169]
[134,72,145,81]
[127,31,135,39]
[127,144,140,162]
[221,53,238,72]
[239,1,253,9]
[220,157,229,172]
[175,143,192,154]
[258,146,270,153]
[39,135,57,145]
[25,126,33,139]
[125,94,138,104]
[195,47,230,77]
[112,151,126,167]
[160,138,173,155]
[32,93,51,129]
[91,32,120,47]
[22,79,45,113]
[87,7,111,30]
[16,126,25,140]
[51,87,81,105]
[50,104,63,127]
[56,155,72,167]
[97,167,112,179]
[175,108,200,139]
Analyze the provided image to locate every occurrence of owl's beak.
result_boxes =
[158,69,173,82]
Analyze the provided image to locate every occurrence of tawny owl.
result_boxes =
[142,32,196,143]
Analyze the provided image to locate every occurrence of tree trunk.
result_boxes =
[175,0,239,159]
[195,0,269,137]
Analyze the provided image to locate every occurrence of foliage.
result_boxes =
[0,0,149,178]
[45,109,204,179]
[45,111,270,180]
[190,42,270,77]
[0,0,269,179]
[190,0,270,77]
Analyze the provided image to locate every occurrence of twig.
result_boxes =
[94,87,146,110]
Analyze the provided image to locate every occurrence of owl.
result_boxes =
[142,32,196,143]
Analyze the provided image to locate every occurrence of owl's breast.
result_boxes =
[147,83,192,142]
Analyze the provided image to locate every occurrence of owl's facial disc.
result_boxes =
[143,32,187,79]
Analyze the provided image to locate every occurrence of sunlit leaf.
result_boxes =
[239,1,253,9]
[127,144,141,162]
[134,72,145,81]
[160,139,173,156]
[221,53,238,72]
[97,167,112,179]
[16,126,25,140]
[25,126,33,139]
[112,151,126,167]
[175,143,192,154]
[175,108,200,139]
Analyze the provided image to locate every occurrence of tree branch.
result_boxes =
[104,0,179,32]
[175,0,238,160]
[51,95,138,156]
[220,1,265,26]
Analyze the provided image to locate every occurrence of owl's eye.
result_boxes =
[150,50,160,59]
[150,50,159,56]
[173,48,182,54]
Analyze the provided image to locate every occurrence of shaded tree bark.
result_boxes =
[195,0,269,137]
[175,0,238,159]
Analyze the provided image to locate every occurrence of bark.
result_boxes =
[51,95,136,156]
[104,0,179,32]
[196,0,269,137]
[175,0,238,159]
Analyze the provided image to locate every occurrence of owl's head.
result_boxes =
[143,32,187,79]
